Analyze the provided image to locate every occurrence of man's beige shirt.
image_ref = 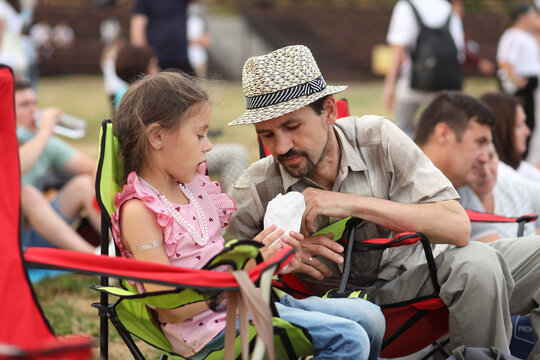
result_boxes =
[224,115,459,295]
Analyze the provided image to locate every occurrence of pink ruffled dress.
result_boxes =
[111,163,236,357]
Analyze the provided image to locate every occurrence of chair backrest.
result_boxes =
[0,65,93,358]
[0,65,55,347]
[95,119,123,226]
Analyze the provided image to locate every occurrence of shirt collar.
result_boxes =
[333,122,368,173]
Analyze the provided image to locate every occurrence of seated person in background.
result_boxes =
[458,143,540,242]
[223,45,530,354]
[113,43,159,108]
[479,92,540,181]
[415,91,540,356]
[20,184,95,252]
[15,79,99,251]
[114,43,249,194]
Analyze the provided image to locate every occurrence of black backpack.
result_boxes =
[407,0,463,91]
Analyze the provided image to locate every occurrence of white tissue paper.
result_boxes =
[263,191,306,248]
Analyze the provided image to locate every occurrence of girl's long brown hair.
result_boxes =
[480,92,522,169]
[113,71,209,184]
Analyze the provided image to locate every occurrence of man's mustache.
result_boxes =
[277,149,308,163]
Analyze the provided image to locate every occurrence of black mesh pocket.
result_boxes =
[346,247,384,288]
[336,218,386,290]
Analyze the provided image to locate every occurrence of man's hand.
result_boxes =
[296,233,344,280]
[302,188,354,234]
[37,108,61,137]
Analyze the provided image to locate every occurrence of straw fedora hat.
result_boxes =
[228,45,347,126]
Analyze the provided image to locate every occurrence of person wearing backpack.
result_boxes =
[382,0,465,138]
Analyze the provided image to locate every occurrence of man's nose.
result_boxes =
[478,149,490,164]
[274,133,293,155]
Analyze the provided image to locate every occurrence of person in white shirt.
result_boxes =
[480,92,540,182]
[187,2,210,79]
[496,4,540,157]
[459,144,540,242]
[382,0,464,137]
[0,0,27,77]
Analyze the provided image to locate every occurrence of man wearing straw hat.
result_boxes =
[224,45,516,353]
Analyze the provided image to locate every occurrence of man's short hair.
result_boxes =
[14,79,32,92]
[414,91,494,146]
[308,95,329,115]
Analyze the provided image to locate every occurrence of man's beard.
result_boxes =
[277,141,328,178]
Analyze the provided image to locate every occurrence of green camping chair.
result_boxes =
[93,119,314,360]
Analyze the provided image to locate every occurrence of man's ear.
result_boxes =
[433,122,456,146]
[323,96,337,125]
[146,123,164,150]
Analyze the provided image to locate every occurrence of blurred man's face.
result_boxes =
[255,104,331,178]
[467,144,498,197]
[448,119,492,187]
[15,88,38,131]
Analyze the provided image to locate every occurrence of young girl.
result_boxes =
[112,71,385,360]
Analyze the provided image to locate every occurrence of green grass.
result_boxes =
[32,73,499,359]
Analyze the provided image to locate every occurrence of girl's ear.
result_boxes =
[147,123,164,150]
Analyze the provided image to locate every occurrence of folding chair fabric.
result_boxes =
[95,119,123,222]
[466,209,538,237]
[0,64,94,359]
[272,217,447,358]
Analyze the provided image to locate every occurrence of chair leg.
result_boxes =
[109,316,146,360]
[419,336,450,360]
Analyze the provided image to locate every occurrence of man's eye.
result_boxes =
[286,125,300,131]
[260,133,273,139]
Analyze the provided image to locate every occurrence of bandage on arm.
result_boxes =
[130,240,164,254]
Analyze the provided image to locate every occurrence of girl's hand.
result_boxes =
[279,231,303,274]
[254,225,285,260]
[254,225,304,273]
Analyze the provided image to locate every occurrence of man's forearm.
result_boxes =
[130,14,148,46]
[349,196,470,247]
[19,132,50,175]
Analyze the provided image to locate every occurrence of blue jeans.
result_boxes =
[276,295,384,360]
[21,196,73,248]
[195,295,385,360]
